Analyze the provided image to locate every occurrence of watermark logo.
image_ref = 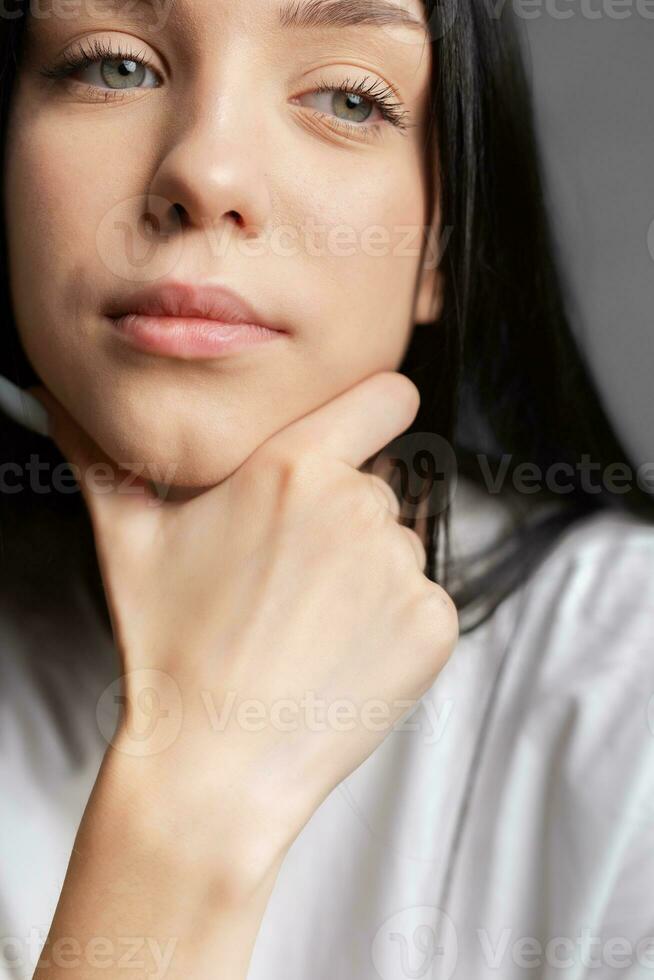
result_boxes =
[96,194,184,283]
[371,906,458,980]
[96,668,184,756]
[370,432,458,519]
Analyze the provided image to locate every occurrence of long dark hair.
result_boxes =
[1,0,652,635]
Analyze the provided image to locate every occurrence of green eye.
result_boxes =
[331,91,375,124]
[100,58,150,90]
[40,37,162,94]
[295,76,411,132]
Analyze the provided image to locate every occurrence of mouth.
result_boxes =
[105,280,290,361]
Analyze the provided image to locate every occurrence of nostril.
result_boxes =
[165,204,243,229]
[172,202,188,227]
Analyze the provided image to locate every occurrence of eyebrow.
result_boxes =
[278,0,428,33]
[28,0,428,41]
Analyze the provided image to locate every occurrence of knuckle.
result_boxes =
[249,446,319,498]
[366,473,400,519]
[384,527,424,578]
[251,443,294,480]
[349,482,391,531]
[403,526,427,569]
[246,449,347,539]
[410,584,460,659]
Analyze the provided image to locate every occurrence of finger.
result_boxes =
[402,525,428,572]
[257,372,420,472]
[365,473,401,520]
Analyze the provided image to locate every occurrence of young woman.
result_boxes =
[1,0,653,977]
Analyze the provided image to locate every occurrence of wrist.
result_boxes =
[96,732,291,905]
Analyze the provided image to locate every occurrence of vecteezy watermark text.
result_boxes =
[478,452,654,496]
[1,928,177,979]
[0,455,178,506]
[0,0,174,31]
[95,670,455,757]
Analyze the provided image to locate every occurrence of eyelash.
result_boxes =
[310,76,411,135]
[39,38,412,137]
[39,37,153,91]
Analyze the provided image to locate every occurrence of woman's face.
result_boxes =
[4,0,440,491]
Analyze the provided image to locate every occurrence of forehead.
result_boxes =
[25,0,429,38]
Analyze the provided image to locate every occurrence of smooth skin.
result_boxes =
[2,0,458,975]
[5,0,443,494]
[30,372,459,979]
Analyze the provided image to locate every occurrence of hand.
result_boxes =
[29,372,459,886]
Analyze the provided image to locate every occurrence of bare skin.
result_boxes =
[1,0,456,974]
[30,372,459,979]
[4,0,442,492]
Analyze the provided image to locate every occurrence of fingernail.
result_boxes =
[0,375,51,438]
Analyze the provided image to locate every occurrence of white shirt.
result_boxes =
[1,476,654,980]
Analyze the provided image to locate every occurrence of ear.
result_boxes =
[413,207,446,325]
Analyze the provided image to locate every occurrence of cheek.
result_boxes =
[292,155,426,376]
[3,98,132,375]
[1,85,428,488]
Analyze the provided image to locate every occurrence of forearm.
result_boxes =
[32,740,286,980]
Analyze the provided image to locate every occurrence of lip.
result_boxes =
[106,281,289,360]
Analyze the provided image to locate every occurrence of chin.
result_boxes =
[88,420,250,493]
[142,453,243,492]
[151,481,217,503]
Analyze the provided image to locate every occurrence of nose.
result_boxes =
[144,99,273,243]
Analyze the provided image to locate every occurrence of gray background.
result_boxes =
[521,12,653,467]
